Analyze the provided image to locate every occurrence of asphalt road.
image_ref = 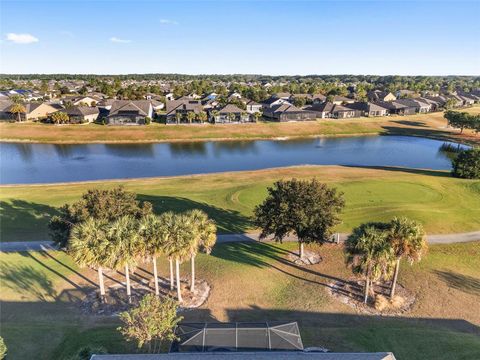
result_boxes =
[1,231,479,253]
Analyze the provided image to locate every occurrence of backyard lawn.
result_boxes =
[0,241,479,359]
[0,106,479,145]
[1,165,480,242]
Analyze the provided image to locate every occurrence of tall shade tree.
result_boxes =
[345,223,396,304]
[388,217,427,298]
[138,214,169,296]
[186,209,217,292]
[49,186,152,248]
[105,215,140,303]
[69,218,109,302]
[452,148,480,179]
[118,294,183,353]
[254,178,344,259]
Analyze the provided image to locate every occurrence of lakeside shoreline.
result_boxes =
[1,107,479,145]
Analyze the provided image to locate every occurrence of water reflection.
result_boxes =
[0,136,469,185]
[104,144,155,158]
[169,142,207,157]
[212,141,258,156]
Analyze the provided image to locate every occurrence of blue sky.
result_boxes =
[1,0,479,75]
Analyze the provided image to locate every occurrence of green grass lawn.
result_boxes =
[1,241,479,360]
[1,166,480,242]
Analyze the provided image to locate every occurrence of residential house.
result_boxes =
[394,98,425,113]
[346,102,389,117]
[396,89,418,98]
[367,90,396,102]
[331,96,355,105]
[60,106,99,124]
[165,99,203,123]
[307,102,334,118]
[7,102,58,121]
[212,104,251,123]
[263,103,317,122]
[272,92,292,100]
[374,100,416,115]
[245,100,262,114]
[227,92,242,101]
[165,92,175,101]
[107,100,153,125]
[331,104,359,119]
[312,94,327,104]
[261,96,292,110]
[71,95,101,107]
[0,100,13,120]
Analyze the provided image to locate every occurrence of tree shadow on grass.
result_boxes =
[0,199,59,242]
[212,242,354,296]
[434,270,480,296]
[390,120,429,128]
[137,195,252,234]
[341,164,452,178]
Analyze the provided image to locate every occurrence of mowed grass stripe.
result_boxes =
[1,165,480,242]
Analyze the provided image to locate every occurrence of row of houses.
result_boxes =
[1,88,479,125]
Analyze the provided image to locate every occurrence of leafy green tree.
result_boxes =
[69,218,109,301]
[253,111,262,122]
[388,217,427,298]
[51,111,70,124]
[293,96,306,107]
[226,112,236,122]
[49,186,152,247]
[452,148,480,179]
[345,222,396,303]
[445,111,469,133]
[9,102,26,122]
[0,336,6,360]
[105,215,140,303]
[254,178,345,259]
[138,214,168,296]
[118,294,183,352]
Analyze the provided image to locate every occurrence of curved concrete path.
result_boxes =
[1,231,480,253]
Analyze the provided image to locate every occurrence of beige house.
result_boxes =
[8,102,58,121]
[71,96,101,106]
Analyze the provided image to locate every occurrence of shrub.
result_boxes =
[452,148,480,179]
[66,345,107,360]
[145,116,152,125]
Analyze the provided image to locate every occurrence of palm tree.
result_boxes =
[388,217,427,298]
[211,110,219,123]
[138,214,168,296]
[186,210,217,292]
[175,112,182,124]
[345,223,396,304]
[253,111,262,122]
[69,218,109,302]
[105,215,140,303]
[197,111,208,124]
[187,111,196,124]
[9,103,26,122]
[159,212,176,290]
[227,112,236,123]
[162,213,195,302]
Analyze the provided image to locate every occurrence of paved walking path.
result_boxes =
[1,231,479,253]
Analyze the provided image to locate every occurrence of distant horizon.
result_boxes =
[1,73,479,77]
[1,0,479,75]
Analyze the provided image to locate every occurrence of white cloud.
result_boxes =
[6,33,39,44]
[110,36,132,44]
[160,19,178,25]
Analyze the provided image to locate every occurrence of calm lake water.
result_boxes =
[0,136,468,184]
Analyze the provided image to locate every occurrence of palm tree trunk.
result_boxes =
[98,266,106,303]
[299,242,304,259]
[191,254,195,292]
[125,264,132,303]
[364,277,370,304]
[175,258,183,302]
[169,258,174,290]
[152,256,159,296]
[390,259,401,298]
